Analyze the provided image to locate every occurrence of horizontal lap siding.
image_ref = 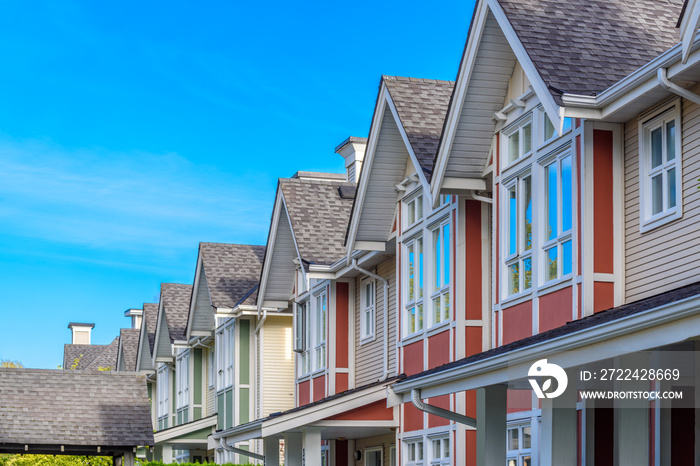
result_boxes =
[625,97,700,301]
[262,316,295,416]
[354,257,397,386]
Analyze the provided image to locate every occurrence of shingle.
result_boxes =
[161,283,192,342]
[117,329,140,372]
[0,368,154,448]
[280,177,355,266]
[63,344,109,371]
[143,302,158,354]
[83,337,119,371]
[498,0,684,101]
[199,243,266,309]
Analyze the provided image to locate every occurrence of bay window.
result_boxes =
[294,301,311,376]
[542,152,572,282]
[156,364,169,430]
[639,102,682,231]
[360,277,376,342]
[504,175,533,296]
[430,221,450,325]
[175,349,190,423]
[405,237,424,335]
[313,290,327,371]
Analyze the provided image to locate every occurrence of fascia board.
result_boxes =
[681,0,700,64]
[115,339,124,371]
[186,251,205,340]
[393,294,700,400]
[135,315,148,372]
[430,0,491,207]
[384,90,432,204]
[282,194,307,287]
[212,419,264,443]
[260,384,390,437]
[257,189,284,313]
[152,299,170,365]
[487,0,564,135]
[346,84,389,259]
[154,415,217,442]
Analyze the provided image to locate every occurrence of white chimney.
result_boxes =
[124,308,143,330]
[335,137,368,183]
[68,322,95,345]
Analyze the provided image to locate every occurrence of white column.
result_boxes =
[161,444,173,464]
[303,427,323,466]
[285,433,303,466]
[476,385,506,466]
[540,375,577,466]
[264,438,280,466]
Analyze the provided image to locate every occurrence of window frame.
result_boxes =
[502,174,533,298]
[429,219,451,327]
[295,300,311,377]
[156,363,169,426]
[506,422,532,466]
[312,288,327,373]
[428,435,450,466]
[364,446,383,466]
[638,101,682,232]
[360,277,376,343]
[503,114,533,167]
[175,348,190,413]
[216,318,235,392]
[540,149,573,285]
[404,192,424,230]
[404,235,424,337]
[404,438,424,466]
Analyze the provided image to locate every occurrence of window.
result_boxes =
[406,194,424,227]
[430,221,450,325]
[504,175,533,296]
[640,103,682,231]
[390,445,396,466]
[176,349,190,413]
[506,423,532,466]
[313,290,327,371]
[429,437,450,466]
[405,237,424,335]
[365,447,383,466]
[294,301,311,376]
[405,440,424,466]
[208,348,215,389]
[543,115,573,142]
[504,116,532,164]
[542,152,573,282]
[360,278,376,342]
[156,364,169,429]
[216,320,235,391]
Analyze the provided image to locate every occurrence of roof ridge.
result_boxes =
[200,242,266,248]
[382,75,455,85]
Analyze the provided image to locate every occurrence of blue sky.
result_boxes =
[0,0,475,369]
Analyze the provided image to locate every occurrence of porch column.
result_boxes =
[264,438,280,466]
[476,384,506,466]
[161,444,173,464]
[285,432,303,466]
[303,427,323,466]
[540,373,577,466]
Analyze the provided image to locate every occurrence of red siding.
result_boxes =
[336,282,349,368]
[404,402,423,432]
[539,286,573,332]
[507,389,531,414]
[326,400,393,421]
[312,375,326,403]
[428,330,450,369]
[501,301,532,345]
[465,326,482,357]
[335,373,349,393]
[593,130,614,275]
[495,188,500,304]
[428,395,450,427]
[593,282,614,313]
[404,340,423,376]
[465,200,482,320]
[298,380,310,407]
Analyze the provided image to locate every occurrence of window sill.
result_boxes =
[426,320,451,337]
[500,290,534,308]
[538,275,573,294]
[401,331,425,346]
[360,334,376,345]
[639,209,682,234]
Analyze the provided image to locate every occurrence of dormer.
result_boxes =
[124,308,143,330]
[67,322,94,345]
[335,136,368,183]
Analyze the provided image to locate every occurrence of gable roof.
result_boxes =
[117,328,140,372]
[199,242,266,308]
[280,177,355,266]
[83,337,119,371]
[0,368,153,454]
[63,340,116,371]
[143,302,158,354]
[382,76,454,180]
[498,0,684,102]
[160,283,193,342]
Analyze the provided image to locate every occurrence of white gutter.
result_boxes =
[350,259,391,381]
[657,68,700,105]
[411,389,476,429]
[255,309,267,335]
[470,191,493,204]
[218,438,265,461]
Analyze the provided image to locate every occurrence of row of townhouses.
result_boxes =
[63,0,700,464]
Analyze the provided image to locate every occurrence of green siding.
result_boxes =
[239,320,250,384]
[217,393,225,430]
[194,349,202,405]
[239,387,250,424]
[225,389,233,430]
[194,407,202,419]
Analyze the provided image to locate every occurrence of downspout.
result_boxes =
[351,259,391,381]
[255,309,267,335]
[411,389,476,429]
[657,68,700,105]
[219,438,265,461]
[470,191,493,204]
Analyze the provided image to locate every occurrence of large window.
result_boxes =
[175,349,190,417]
[504,116,533,164]
[294,301,311,376]
[542,152,572,282]
[295,287,327,377]
[156,364,169,429]
[430,221,451,325]
[504,175,533,296]
[360,277,376,342]
[405,237,424,335]
[428,436,450,466]
[216,319,235,391]
[639,102,682,231]
[405,439,424,466]
[313,290,327,371]
[507,423,532,466]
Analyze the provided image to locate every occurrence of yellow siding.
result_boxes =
[262,315,295,417]
[353,434,396,466]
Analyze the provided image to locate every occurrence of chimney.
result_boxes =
[124,308,143,330]
[335,136,368,183]
[68,323,95,345]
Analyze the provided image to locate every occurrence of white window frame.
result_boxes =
[428,435,450,466]
[502,174,533,297]
[404,438,424,466]
[503,115,533,166]
[405,192,424,229]
[175,349,190,413]
[506,422,532,466]
[364,446,383,466]
[360,277,376,343]
[295,300,311,377]
[540,150,573,284]
[429,219,451,327]
[404,236,424,336]
[312,289,327,372]
[156,363,169,422]
[542,111,573,145]
[216,318,235,392]
[208,348,215,389]
[639,101,682,232]
[390,445,396,466]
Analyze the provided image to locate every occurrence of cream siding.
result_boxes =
[624,95,700,301]
[354,256,397,386]
[353,433,396,466]
[261,314,295,417]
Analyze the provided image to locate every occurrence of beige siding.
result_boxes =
[205,348,216,417]
[624,95,700,301]
[262,314,295,417]
[354,256,398,386]
[353,434,396,466]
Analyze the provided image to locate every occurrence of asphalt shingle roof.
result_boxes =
[143,302,158,354]
[0,368,154,449]
[118,328,140,372]
[280,177,355,266]
[498,0,684,101]
[199,242,266,308]
[383,76,454,178]
[83,337,119,371]
[161,283,192,342]
[63,343,109,371]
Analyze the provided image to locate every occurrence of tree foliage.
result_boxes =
[0,360,23,368]
[0,455,112,466]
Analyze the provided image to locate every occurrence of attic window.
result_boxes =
[504,116,532,165]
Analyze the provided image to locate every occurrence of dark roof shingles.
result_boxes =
[63,344,108,371]
[161,283,192,342]
[118,329,140,372]
[83,337,119,371]
[199,243,266,309]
